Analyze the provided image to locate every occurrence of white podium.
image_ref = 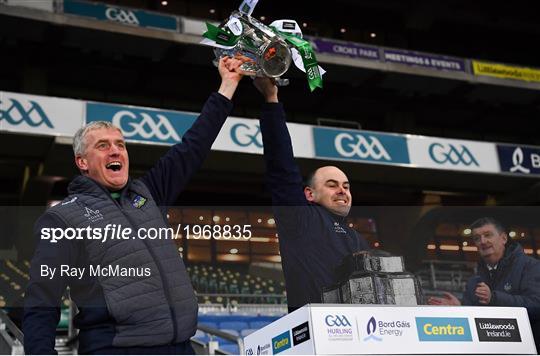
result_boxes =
[244,304,537,355]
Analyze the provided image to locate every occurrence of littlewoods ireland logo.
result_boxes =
[415,317,472,342]
[364,317,382,342]
[428,143,479,166]
[475,318,521,342]
[0,98,54,128]
[292,321,310,346]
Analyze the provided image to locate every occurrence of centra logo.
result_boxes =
[415,317,472,342]
[271,330,291,354]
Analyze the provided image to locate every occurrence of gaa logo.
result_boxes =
[105,7,140,25]
[428,143,479,166]
[112,110,181,142]
[230,123,262,148]
[325,314,351,327]
[334,133,391,160]
[0,98,54,128]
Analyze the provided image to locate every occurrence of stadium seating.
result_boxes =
[187,263,286,305]
[416,260,477,295]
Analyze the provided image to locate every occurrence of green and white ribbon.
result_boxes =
[272,27,323,91]
[203,22,240,47]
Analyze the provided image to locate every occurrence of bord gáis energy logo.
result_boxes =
[416,317,472,342]
[364,317,382,342]
[364,316,412,341]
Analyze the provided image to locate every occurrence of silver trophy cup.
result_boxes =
[213,11,292,79]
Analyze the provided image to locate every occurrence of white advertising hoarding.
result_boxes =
[407,135,500,173]
[212,117,314,158]
[0,91,84,137]
[4,0,54,12]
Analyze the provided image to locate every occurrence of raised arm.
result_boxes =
[142,57,247,206]
[255,78,306,207]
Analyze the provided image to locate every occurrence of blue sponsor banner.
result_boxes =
[86,102,196,145]
[497,144,540,175]
[63,0,177,31]
[416,317,472,342]
[308,37,379,60]
[272,330,291,354]
[384,49,466,72]
[313,127,409,164]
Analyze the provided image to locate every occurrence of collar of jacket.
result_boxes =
[309,202,349,224]
[68,175,130,198]
[479,241,523,273]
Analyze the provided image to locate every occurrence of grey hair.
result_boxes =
[73,121,122,156]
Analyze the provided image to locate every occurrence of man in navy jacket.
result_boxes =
[429,217,540,349]
[254,78,369,312]
[23,56,247,354]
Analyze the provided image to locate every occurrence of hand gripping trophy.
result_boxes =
[200,0,325,91]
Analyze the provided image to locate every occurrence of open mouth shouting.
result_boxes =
[106,161,123,172]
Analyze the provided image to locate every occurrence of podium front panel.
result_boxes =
[244,304,537,355]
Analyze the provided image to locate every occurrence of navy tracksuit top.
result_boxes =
[259,102,369,310]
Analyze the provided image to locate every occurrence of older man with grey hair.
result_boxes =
[429,217,540,349]
[23,56,247,354]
